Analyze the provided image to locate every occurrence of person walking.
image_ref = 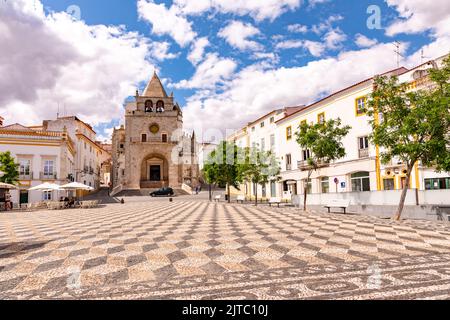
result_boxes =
[5,191,11,211]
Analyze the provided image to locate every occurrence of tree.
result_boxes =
[241,148,281,206]
[296,119,351,211]
[202,141,244,203]
[201,163,218,202]
[0,151,19,185]
[365,55,450,221]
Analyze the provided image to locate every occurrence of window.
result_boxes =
[270,134,275,150]
[300,120,307,126]
[359,136,369,150]
[286,126,292,140]
[383,178,395,190]
[270,181,277,197]
[156,100,164,112]
[318,113,325,124]
[261,138,265,151]
[145,100,153,112]
[142,134,147,142]
[321,177,329,193]
[162,133,168,143]
[302,149,311,161]
[252,126,255,132]
[260,122,265,128]
[262,184,267,198]
[358,136,369,158]
[355,97,366,116]
[425,178,450,190]
[286,154,292,171]
[19,159,31,176]
[119,144,124,149]
[303,178,312,194]
[351,172,370,192]
[270,117,275,123]
[43,191,52,201]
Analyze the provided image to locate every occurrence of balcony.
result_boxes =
[358,148,369,159]
[40,172,57,180]
[297,159,329,171]
[19,172,33,180]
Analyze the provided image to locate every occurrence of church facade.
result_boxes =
[111,73,199,192]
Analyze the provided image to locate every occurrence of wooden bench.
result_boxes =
[324,199,350,214]
[214,195,221,202]
[236,195,246,204]
[269,197,282,207]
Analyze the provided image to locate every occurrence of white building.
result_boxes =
[227,55,450,202]
[43,116,105,190]
[0,123,75,205]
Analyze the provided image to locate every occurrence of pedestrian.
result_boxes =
[5,191,11,211]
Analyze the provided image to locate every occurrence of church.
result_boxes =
[111,72,199,193]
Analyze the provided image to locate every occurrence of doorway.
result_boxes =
[20,190,29,204]
[150,165,161,181]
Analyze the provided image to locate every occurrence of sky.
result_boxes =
[0,0,449,142]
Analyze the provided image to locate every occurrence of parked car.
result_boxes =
[150,187,175,197]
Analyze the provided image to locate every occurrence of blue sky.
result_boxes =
[1,0,449,141]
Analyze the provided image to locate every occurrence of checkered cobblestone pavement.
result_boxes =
[0,200,449,299]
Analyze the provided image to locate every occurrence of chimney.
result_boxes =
[0,116,4,127]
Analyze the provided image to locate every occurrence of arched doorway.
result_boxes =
[140,154,169,188]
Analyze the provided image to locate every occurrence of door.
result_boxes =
[20,191,29,204]
[150,165,161,181]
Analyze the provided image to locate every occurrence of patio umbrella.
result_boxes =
[60,182,94,200]
[0,182,18,190]
[29,183,62,202]
[29,183,62,191]
[60,182,94,191]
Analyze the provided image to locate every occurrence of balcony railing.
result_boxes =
[358,148,369,159]
[40,172,57,180]
[19,172,33,180]
[297,159,330,171]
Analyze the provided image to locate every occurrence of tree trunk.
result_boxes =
[303,170,312,211]
[255,184,258,207]
[208,184,212,202]
[227,184,231,203]
[394,164,413,221]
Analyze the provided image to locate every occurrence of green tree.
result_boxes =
[241,148,281,206]
[365,56,450,221]
[202,141,244,203]
[0,151,19,185]
[296,119,351,211]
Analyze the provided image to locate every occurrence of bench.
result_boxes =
[324,199,350,214]
[236,195,246,204]
[269,197,282,207]
[214,195,221,202]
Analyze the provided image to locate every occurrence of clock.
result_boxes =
[150,124,159,134]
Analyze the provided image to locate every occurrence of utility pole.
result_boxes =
[393,41,404,68]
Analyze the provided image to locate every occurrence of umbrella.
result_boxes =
[0,182,18,190]
[29,183,62,191]
[60,182,94,191]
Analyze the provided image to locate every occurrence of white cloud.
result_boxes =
[174,53,237,89]
[355,34,378,48]
[137,0,197,47]
[151,42,179,61]
[275,40,304,50]
[311,14,343,35]
[323,27,347,49]
[188,37,210,65]
[218,20,263,51]
[182,42,409,133]
[173,0,302,21]
[0,0,153,129]
[301,40,327,57]
[386,0,450,37]
[287,24,308,33]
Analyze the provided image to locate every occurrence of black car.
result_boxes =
[150,187,175,197]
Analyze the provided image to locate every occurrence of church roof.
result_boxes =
[143,71,168,98]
